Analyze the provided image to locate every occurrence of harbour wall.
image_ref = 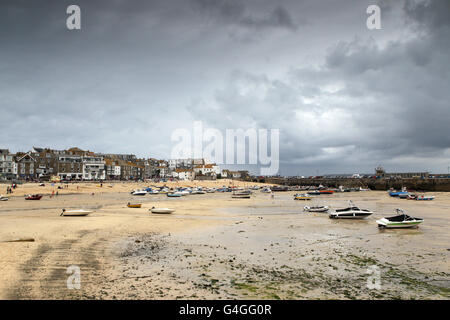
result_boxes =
[249,177,450,192]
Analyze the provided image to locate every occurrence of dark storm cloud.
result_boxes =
[0,0,449,175]
[188,0,450,175]
[192,0,298,30]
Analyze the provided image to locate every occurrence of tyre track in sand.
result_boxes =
[7,229,110,299]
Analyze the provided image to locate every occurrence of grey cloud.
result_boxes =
[1,0,449,175]
[192,0,298,30]
[187,1,450,175]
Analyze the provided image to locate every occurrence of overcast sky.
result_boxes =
[1,0,449,175]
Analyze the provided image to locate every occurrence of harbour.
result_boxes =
[0,181,448,299]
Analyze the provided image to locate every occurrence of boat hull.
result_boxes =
[25,195,42,200]
[376,218,423,228]
[304,206,329,212]
[61,210,93,216]
[150,208,175,214]
[127,204,142,208]
[329,211,373,219]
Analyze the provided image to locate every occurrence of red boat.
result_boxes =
[25,194,43,200]
[319,190,334,194]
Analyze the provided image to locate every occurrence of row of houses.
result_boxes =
[0,147,249,181]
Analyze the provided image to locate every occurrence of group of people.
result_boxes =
[5,184,17,194]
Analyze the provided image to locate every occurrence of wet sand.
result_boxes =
[0,183,449,299]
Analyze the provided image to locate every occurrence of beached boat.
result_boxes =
[389,191,408,197]
[388,188,408,197]
[307,190,321,196]
[319,190,334,195]
[232,194,251,199]
[167,192,183,197]
[329,201,373,219]
[0,195,8,201]
[127,203,142,208]
[232,190,251,199]
[25,194,42,200]
[261,187,272,193]
[376,209,423,228]
[294,193,312,200]
[407,194,418,200]
[304,205,329,212]
[60,209,93,216]
[131,190,147,196]
[150,207,175,214]
[416,195,435,201]
[271,186,289,192]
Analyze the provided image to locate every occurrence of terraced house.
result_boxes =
[57,154,83,180]
[15,152,36,180]
[0,149,17,180]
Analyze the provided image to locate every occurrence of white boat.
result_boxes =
[150,207,175,214]
[131,190,148,196]
[376,209,423,228]
[0,195,8,201]
[304,205,329,213]
[329,200,373,219]
[261,187,272,193]
[232,190,251,199]
[60,209,93,216]
[416,195,435,201]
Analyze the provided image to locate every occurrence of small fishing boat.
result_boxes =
[127,203,142,208]
[294,193,312,200]
[319,190,334,195]
[376,209,423,229]
[60,209,93,216]
[150,207,175,214]
[307,190,321,196]
[232,190,251,199]
[304,205,329,212]
[388,188,408,197]
[261,187,272,193]
[25,194,42,200]
[167,192,182,197]
[416,195,435,201]
[329,200,373,219]
[271,186,289,192]
[398,193,409,199]
[131,190,147,196]
[0,195,8,201]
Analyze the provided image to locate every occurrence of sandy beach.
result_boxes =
[0,181,448,299]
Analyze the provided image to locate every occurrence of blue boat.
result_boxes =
[167,193,182,197]
[389,191,408,197]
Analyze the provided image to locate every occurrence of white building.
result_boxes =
[169,158,205,169]
[194,163,220,176]
[82,156,106,180]
[172,169,195,181]
[0,149,17,179]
